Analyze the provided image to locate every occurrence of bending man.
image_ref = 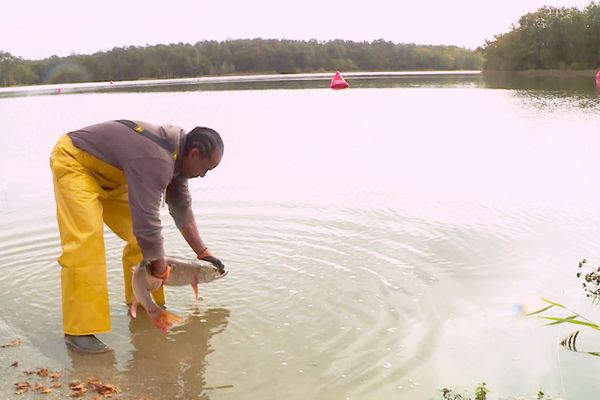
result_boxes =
[50,120,225,353]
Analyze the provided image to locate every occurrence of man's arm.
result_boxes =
[179,218,208,257]
[179,218,225,273]
[166,176,226,273]
[166,176,202,253]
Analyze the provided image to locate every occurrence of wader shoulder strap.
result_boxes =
[115,119,178,160]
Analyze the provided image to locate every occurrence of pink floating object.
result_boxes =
[330,71,349,90]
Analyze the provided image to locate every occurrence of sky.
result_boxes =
[1,0,596,60]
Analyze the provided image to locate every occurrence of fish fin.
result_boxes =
[130,299,138,318]
[192,283,198,301]
[151,308,184,333]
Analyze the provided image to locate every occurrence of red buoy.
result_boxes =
[330,71,349,90]
[596,71,600,88]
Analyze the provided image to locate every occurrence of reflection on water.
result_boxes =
[127,308,229,399]
[482,70,598,94]
[3,74,600,399]
[65,308,229,399]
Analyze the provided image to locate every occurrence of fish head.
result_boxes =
[198,264,228,283]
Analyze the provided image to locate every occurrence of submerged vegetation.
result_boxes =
[483,2,600,70]
[0,39,483,87]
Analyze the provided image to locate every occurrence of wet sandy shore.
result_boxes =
[0,317,66,398]
[1,317,131,399]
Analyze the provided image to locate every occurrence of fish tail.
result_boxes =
[130,299,139,318]
[151,308,184,333]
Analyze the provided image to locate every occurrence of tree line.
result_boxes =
[483,2,600,70]
[0,39,483,87]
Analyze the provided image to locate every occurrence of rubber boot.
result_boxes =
[64,334,111,354]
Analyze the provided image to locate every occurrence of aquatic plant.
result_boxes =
[439,383,488,400]
[529,259,600,356]
[441,387,468,399]
[577,259,600,303]
[537,390,546,399]
[438,383,549,400]
[528,297,600,332]
[474,382,489,400]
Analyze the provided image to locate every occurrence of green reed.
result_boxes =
[529,259,600,356]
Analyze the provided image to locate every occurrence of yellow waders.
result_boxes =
[50,134,165,335]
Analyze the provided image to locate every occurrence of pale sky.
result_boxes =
[2,0,595,60]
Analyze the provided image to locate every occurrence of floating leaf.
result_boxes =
[14,381,30,395]
[23,367,60,378]
[96,383,120,396]
[33,382,53,394]
[1,338,23,348]
[69,380,88,397]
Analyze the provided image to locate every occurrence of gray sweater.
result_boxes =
[68,120,194,260]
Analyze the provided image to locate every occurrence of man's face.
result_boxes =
[181,148,222,179]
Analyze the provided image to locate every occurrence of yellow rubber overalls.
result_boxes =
[50,134,165,335]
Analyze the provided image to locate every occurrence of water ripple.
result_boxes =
[1,189,598,399]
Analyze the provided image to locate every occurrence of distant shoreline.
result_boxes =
[483,69,597,77]
[0,70,481,96]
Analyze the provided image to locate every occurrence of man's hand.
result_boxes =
[202,256,226,274]
[197,248,226,274]
[149,258,171,282]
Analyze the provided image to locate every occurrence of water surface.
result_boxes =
[1,72,600,399]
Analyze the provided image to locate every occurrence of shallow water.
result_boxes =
[2,73,600,399]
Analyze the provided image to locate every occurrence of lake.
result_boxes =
[1,71,600,399]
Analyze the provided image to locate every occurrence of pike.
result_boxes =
[131,257,227,332]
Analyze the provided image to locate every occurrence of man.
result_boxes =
[49,120,225,353]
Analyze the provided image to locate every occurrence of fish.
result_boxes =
[130,257,228,332]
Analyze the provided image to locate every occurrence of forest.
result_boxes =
[4,2,600,86]
[483,2,600,70]
[0,39,482,87]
